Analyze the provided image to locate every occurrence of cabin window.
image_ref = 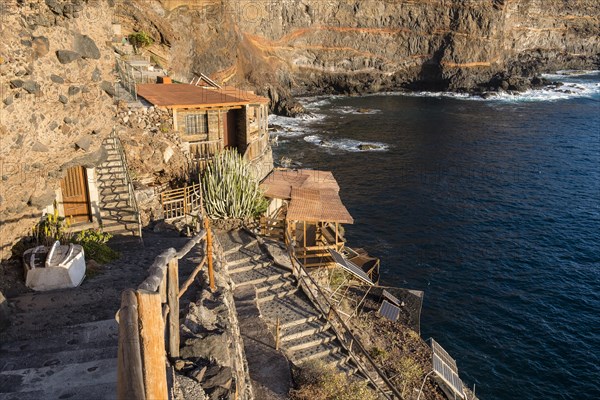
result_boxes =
[185,114,208,135]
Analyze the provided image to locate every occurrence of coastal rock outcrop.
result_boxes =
[116,0,600,113]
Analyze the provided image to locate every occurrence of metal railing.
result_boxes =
[284,228,403,400]
[115,57,137,100]
[111,130,142,237]
[160,183,203,221]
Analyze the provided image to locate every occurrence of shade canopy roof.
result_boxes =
[261,169,353,224]
[137,83,269,109]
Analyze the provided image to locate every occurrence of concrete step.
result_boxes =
[259,293,323,327]
[223,239,258,256]
[280,314,323,330]
[0,320,118,353]
[286,330,337,353]
[228,258,270,274]
[0,345,117,371]
[0,358,117,398]
[256,284,298,303]
[233,271,292,289]
[292,343,342,365]
[281,319,331,343]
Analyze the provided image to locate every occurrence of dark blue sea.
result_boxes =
[270,72,600,400]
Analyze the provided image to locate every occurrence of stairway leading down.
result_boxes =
[0,291,118,400]
[219,230,359,375]
[96,136,140,237]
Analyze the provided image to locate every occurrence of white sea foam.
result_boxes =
[268,113,326,137]
[378,71,600,103]
[333,106,383,115]
[304,134,390,152]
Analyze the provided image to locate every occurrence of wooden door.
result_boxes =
[223,110,237,148]
[60,166,91,223]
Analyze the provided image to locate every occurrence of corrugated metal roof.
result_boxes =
[136,83,269,109]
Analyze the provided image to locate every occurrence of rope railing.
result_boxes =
[284,229,403,400]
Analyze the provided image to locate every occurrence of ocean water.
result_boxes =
[270,72,600,400]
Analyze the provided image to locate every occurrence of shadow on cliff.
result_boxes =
[406,42,451,92]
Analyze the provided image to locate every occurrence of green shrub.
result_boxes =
[290,360,377,400]
[128,31,154,53]
[31,203,73,246]
[201,149,268,220]
[73,229,120,264]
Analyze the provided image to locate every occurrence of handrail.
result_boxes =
[111,129,142,237]
[284,229,403,399]
[115,57,137,100]
[118,227,214,399]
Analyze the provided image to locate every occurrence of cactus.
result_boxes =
[201,149,268,220]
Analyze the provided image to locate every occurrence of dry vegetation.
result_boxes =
[290,360,378,400]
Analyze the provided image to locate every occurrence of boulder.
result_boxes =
[45,0,64,15]
[50,74,64,84]
[56,50,81,64]
[74,34,100,60]
[58,95,68,104]
[22,81,41,94]
[180,335,231,367]
[10,80,24,89]
[3,96,14,106]
[32,141,49,152]
[32,36,50,59]
[75,135,92,151]
[357,143,382,151]
[100,81,116,97]
[68,86,81,96]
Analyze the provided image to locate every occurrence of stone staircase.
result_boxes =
[0,292,118,400]
[96,134,141,237]
[219,230,359,375]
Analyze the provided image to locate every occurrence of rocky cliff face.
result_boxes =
[119,0,599,112]
[0,0,118,258]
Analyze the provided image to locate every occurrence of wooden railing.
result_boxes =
[295,244,338,267]
[160,183,202,221]
[284,229,403,400]
[243,134,269,163]
[116,222,215,399]
[260,216,285,241]
[190,139,223,161]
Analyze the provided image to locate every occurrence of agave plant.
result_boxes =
[201,149,268,220]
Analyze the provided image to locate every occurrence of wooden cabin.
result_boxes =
[136,79,272,180]
[260,169,352,264]
[259,168,381,283]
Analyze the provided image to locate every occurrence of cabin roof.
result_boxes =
[136,83,269,109]
[261,169,353,224]
[260,169,340,199]
[287,188,354,224]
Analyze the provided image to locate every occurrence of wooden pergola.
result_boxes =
[260,169,354,267]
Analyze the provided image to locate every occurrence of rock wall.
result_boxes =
[0,0,118,258]
[117,0,599,112]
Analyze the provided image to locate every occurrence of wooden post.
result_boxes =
[204,218,216,292]
[335,222,339,250]
[117,290,146,400]
[158,270,167,304]
[167,258,180,358]
[136,290,168,400]
[303,221,307,265]
[275,317,281,350]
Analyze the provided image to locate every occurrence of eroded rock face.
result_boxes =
[118,0,599,113]
[0,0,116,258]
